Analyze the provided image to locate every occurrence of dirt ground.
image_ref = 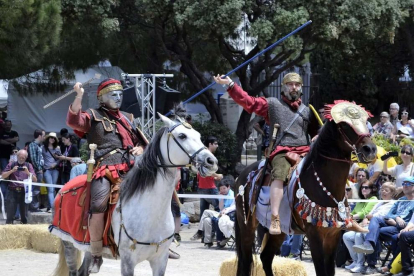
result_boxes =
[0,220,380,276]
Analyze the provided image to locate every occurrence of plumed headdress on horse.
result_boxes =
[323,100,372,135]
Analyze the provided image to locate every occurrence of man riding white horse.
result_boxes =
[215,73,319,235]
[67,78,148,273]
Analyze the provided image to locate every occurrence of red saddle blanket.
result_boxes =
[50,175,117,256]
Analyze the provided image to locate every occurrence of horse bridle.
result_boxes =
[337,124,371,163]
[158,123,206,168]
[321,124,371,164]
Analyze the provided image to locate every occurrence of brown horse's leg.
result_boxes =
[260,233,286,276]
[322,230,342,276]
[235,194,258,276]
[306,226,329,276]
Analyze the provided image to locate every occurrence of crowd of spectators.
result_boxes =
[0,120,83,224]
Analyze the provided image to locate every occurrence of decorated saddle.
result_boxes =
[49,169,122,257]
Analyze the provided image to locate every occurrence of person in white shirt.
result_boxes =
[384,145,414,189]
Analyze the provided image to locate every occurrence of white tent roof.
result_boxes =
[8,66,124,148]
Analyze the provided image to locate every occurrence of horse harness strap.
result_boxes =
[116,196,174,253]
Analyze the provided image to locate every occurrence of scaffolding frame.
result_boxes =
[121,73,174,138]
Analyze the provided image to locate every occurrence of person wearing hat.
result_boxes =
[373,111,394,138]
[213,72,320,235]
[395,107,414,139]
[42,131,62,213]
[66,78,149,273]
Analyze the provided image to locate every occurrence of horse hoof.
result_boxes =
[88,256,103,274]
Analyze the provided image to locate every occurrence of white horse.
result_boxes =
[52,114,218,276]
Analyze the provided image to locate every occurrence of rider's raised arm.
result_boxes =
[226,83,269,120]
[214,74,269,121]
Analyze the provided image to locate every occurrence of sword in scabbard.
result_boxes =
[250,124,280,215]
[43,73,102,109]
[81,144,97,233]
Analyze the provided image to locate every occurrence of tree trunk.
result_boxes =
[234,110,253,162]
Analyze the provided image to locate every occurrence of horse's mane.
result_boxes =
[303,120,340,169]
[121,126,172,202]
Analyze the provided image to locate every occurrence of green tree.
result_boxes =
[0,0,62,79]
[114,0,413,160]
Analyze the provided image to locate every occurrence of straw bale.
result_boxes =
[219,256,307,276]
[0,224,59,253]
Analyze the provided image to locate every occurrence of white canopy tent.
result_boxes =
[7,66,124,148]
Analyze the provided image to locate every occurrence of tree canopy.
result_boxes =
[0,0,62,79]
[5,0,414,162]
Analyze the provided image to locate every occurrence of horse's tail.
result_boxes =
[52,240,82,276]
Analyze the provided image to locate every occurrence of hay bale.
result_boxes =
[0,224,59,253]
[219,256,307,276]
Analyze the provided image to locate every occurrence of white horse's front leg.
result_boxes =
[149,250,169,276]
[120,254,135,276]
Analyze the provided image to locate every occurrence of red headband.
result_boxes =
[97,79,122,96]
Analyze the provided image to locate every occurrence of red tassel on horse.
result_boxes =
[302,212,308,219]
[333,220,337,228]
[317,219,322,227]
[297,204,303,211]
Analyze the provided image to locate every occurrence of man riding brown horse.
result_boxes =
[214,73,368,235]
[67,78,148,273]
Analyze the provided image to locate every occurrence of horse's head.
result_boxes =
[325,101,377,164]
[158,113,218,177]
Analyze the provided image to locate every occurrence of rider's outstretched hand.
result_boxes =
[213,75,232,86]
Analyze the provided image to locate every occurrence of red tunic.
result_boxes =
[66,106,135,179]
[227,84,311,160]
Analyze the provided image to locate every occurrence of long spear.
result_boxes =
[165,20,312,116]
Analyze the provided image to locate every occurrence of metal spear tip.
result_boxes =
[89,144,97,151]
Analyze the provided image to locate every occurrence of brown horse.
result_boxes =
[234,111,377,276]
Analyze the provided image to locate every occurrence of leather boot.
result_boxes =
[269,214,281,235]
[89,240,104,273]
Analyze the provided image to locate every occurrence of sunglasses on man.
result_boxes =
[402,182,414,187]
[401,150,412,156]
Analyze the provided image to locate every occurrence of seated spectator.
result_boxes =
[353,176,414,275]
[373,111,394,138]
[287,234,304,260]
[69,157,86,180]
[395,213,414,276]
[395,107,414,139]
[384,145,414,189]
[1,150,37,224]
[342,181,380,272]
[350,168,369,199]
[190,179,234,247]
[213,202,236,249]
[367,155,384,188]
